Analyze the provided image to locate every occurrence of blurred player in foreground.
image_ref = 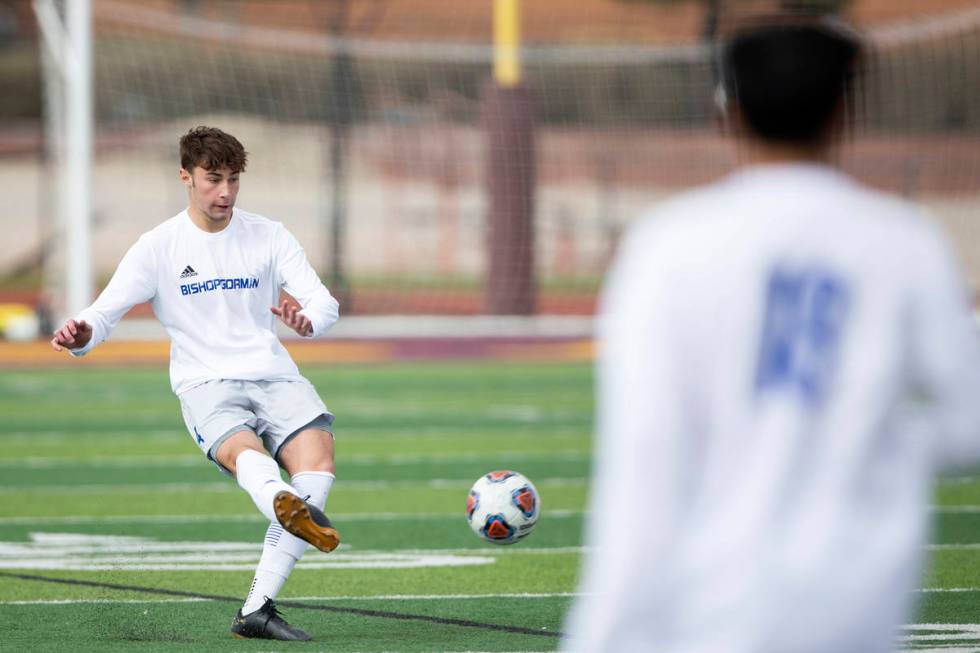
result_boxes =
[563,18,980,653]
[51,126,340,641]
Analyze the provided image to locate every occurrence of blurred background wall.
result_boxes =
[0,0,977,329]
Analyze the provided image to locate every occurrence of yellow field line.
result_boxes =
[0,340,393,367]
[0,339,594,367]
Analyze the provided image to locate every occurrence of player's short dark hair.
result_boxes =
[179,126,248,173]
[721,21,862,144]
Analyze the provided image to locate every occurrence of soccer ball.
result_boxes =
[466,470,540,545]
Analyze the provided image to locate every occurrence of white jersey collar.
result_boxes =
[183,208,239,238]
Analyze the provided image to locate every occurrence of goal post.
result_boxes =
[33,0,94,320]
[484,0,536,315]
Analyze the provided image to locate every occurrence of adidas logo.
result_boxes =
[179,266,198,279]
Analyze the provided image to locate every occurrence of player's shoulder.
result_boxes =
[233,208,275,226]
[842,181,950,258]
[623,183,728,248]
[649,168,930,237]
[799,176,959,284]
[664,184,729,225]
[232,208,289,236]
[136,211,187,247]
[843,179,928,225]
[605,187,722,284]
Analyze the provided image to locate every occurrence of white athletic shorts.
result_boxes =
[178,378,334,473]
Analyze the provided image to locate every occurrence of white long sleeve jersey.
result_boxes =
[564,164,980,653]
[72,209,339,395]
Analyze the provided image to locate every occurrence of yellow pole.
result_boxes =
[494,0,521,87]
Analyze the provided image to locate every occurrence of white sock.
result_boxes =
[292,470,335,511]
[241,524,292,615]
[235,449,297,523]
[241,471,336,615]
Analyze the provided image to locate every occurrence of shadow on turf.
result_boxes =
[0,570,564,639]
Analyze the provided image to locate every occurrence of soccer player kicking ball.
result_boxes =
[51,126,340,641]
[563,18,980,653]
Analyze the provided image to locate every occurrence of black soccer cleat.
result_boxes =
[273,490,341,553]
[230,598,311,641]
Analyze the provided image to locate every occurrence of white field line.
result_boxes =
[290,592,586,601]
[0,482,237,494]
[0,430,178,440]
[0,592,586,606]
[0,557,495,572]
[5,589,980,606]
[0,477,587,494]
[344,546,588,556]
[7,456,203,468]
[0,532,586,570]
[0,450,590,469]
[2,455,202,468]
[0,533,505,571]
[932,506,980,513]
[896,623,980,650]
[0,537,586,557]
[0,536,584,570]
[1,598,211,605]
[0,510,584,525]
[1,428,586,441]
[0,513,267,525]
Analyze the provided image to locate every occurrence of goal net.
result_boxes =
[29,0,980,322]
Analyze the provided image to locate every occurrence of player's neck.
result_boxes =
[739,139,834,169]
[187,205,232,233]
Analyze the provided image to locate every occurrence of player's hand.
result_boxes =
[50,319,93,352]
[271,300,312,337]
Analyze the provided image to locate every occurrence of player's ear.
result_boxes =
[713,84,733,135]
[179,167,193,187]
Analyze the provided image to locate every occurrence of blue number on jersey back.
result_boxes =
[754,265,850,406]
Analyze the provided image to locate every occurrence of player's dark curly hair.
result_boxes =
[721,20,862,144]
[179,126,248,173]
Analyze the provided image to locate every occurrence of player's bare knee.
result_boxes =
[314,458,336,475]
[308,438,336,474]
[215,433,266,476]
[279,427,334,475]
[292,453,335,475]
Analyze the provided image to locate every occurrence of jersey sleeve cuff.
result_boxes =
[68,341,95,357]
[298,309,322,338]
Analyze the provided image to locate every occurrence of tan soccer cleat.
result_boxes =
[273,490,341,553]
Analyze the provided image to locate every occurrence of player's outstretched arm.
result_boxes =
[50,319,94,352]
[274,224,339,338]
[271,300,312,337]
